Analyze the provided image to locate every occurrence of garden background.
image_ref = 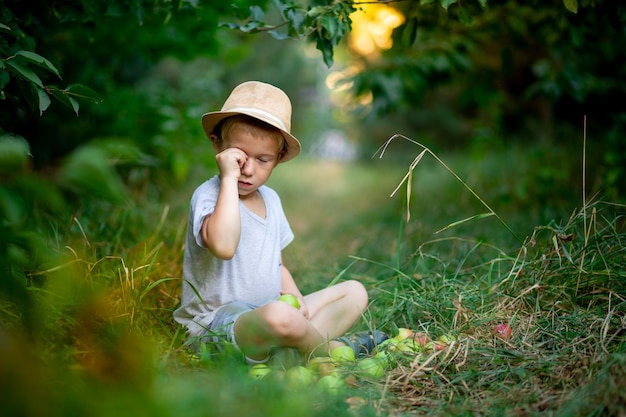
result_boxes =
[1,1,625,416]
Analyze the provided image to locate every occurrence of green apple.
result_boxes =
[248,363,272,380]
[331,345,356,363]
[395,338,421,353]
[396,327,414,341]
[373,350,391,364]
[277,294,300,309]
[317,374,346,394]
[356,357,386,379]
[307,356,339,376]
[286,365,314,389]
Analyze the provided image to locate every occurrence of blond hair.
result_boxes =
[212,115,287,160]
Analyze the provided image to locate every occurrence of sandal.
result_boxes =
[336,330,389,357]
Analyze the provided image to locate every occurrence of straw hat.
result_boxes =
[201,81,301,163]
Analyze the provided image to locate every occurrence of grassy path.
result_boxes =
[267,159,407,290]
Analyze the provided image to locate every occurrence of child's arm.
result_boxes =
[201,148,247,259]
[280,257,309,319]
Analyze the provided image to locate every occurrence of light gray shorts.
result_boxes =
[197,301,269,365]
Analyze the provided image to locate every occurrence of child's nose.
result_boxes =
[241,158,254,175]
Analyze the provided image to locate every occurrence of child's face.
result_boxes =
[217,124,282,198]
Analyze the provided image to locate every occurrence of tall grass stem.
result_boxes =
[374,134,523,244]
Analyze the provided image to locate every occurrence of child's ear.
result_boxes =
[209,134,221,153]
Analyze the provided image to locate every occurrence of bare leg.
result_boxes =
[233,280,368,360]
[304,280,369,340]
[233,302,330,360]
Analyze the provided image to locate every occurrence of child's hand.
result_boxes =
[279,292,310,320]
[298,298,310,320]
[215,147,248,180]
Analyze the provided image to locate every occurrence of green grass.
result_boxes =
[1,144,625,416]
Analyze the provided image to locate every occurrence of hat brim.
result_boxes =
[201,111,301,163]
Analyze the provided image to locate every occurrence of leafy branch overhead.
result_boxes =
[221,0,453,68]
[0,0,584,118]
[221,1,357,67]
[220,0,583,68]
[0,24,101,117]
[219,1,433,67]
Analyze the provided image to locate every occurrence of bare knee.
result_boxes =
[262,302,308,340]
[343,279,368,310]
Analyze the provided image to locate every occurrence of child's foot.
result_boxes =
[336,330,389,357]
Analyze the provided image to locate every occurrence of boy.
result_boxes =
[174,81,386,363]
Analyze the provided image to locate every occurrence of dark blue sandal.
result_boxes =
[336,330,389,357]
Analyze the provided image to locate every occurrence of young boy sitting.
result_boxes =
[174,81,386,364]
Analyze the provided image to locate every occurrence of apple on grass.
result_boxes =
[286,365,314,389]
[373,350,391,364]
[277,293,300,309]
[395,328,414,341]
[494,323,512,340]
[317,374,346,393]
[356,357,386,379]
[331,345,356,363]
[397,339,423,353]
[248,363,272,380]
[307,356,340,376]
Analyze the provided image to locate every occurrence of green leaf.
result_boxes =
[0,187,27,225]
[15,51,61,78]
[48,86,79,115]
[4,60,43,87]
[315,34,334,67]
[69,96,79,116]
[56,145,128,203]
[0,23,15,36]
[321,15,339,41]
[237,21,259,32]
[563,0,578,13]
[401,17,418,47]
[65,83,102,103]
[307,6,326,17]
[0,70,9,89]
[36,88,51,115]
[440,0,458,10]
[92,139,156,166]
[249,5,264,21]
[0,135,31,174]
[458,5,473,25]
[267,30,290,40]
[286,8,305,34]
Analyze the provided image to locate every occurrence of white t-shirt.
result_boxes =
[173,176,294,336]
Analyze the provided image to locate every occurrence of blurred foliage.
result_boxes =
[338,0,626,198]
[222,0,357,67]
[0,0,260,334]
